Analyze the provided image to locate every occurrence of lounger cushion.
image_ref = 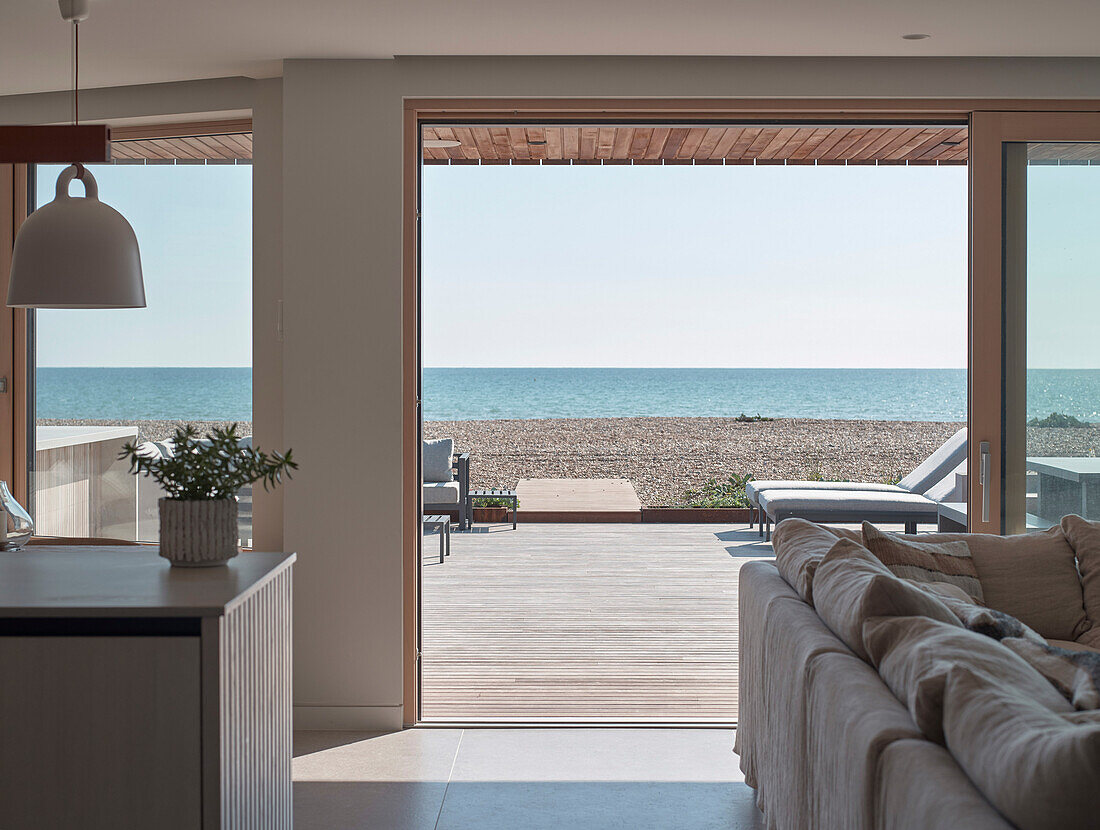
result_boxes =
[746,480,901,506]
[896,427,968,495]
[423,481,460,506]
[422,438,454,483]
[760,489,938,517]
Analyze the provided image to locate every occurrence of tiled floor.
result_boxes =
[294,728,765,830]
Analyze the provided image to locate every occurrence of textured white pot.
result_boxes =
[159,498,239,567]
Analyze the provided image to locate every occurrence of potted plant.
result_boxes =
[121,424,296,567]
[472,495,515,524]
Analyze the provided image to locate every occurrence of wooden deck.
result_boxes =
[516,478,642,512]
[420,523,772,722]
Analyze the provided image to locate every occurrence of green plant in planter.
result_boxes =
[473,496,519,508]
[680,473,754,508]
[120,423,297,500]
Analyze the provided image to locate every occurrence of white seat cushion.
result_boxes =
[423,481,461,506]
[760,489,937,516]
[746,480,902,506]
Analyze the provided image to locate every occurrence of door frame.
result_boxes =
[968,112,1100,534]
[401,97,1100,725]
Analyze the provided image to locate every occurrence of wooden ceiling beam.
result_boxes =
[0,125,111,163]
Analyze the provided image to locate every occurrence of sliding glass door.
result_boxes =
[970,113,1100,533]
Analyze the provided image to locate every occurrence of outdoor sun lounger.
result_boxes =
[757,452,966,541]
[746,427,967,536]
[758,489,939,540]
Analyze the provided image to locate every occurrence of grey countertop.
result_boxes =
[0,547,295,617]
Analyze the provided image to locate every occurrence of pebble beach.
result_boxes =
[40,416,1100,507]
[425,417,968,506]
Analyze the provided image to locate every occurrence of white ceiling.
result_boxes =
[2,0,1100,97]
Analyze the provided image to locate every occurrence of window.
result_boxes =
[29,161,252,542]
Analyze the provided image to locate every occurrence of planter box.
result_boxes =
[472,506,510,523]
[641,507,751,524]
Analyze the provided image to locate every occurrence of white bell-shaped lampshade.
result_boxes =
[8,165,145,309]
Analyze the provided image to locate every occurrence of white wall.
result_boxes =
[276,55,1100,729]
[6,57,1100,729]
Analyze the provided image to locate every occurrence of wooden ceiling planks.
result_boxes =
[421,125,971,165]
[1027,141,1100,162]
[108,132,252,163]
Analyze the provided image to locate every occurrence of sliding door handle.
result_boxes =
[979,441,991,524]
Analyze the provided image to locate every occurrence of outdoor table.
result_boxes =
[1026,457,1100,524]
[424,514,451,563]
[467,489,518,530]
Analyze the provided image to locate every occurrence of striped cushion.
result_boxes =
[862,521,983,602]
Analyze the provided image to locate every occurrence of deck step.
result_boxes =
[515,478,642,522]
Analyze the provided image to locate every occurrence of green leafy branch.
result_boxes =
[120,423,297,501]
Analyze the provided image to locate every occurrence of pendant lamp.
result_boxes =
[7,0,145,309]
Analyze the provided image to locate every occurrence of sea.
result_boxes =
[31,366,1100,424]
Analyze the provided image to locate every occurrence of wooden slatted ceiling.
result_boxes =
[1027,142,1100,162]
[109,133,252,162]
[423,125,970,165]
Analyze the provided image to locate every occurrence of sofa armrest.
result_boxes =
[454,453,471,500]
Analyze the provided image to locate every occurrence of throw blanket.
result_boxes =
[920,583,1100,710]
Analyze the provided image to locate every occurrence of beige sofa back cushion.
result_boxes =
[813,538,960,662]
[836,524,1088,642]
[864,615,1069,744]
[944,666,1097,830]
[1059,515,1100,648]
[771,518,843,604]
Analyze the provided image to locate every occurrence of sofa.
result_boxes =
[735,517,1100,830]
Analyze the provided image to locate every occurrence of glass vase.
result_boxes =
[0,481,34,550]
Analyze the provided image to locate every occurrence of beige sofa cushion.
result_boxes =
[864,616,1070,744]
[1048,638,1100,654]
[771,518,842,605]
[877,739,1017,830]
[962,526,1090,642]
[845,524,1088,641]
[813,539,960,662]
[1059,514,1100,648]
[944,666,1098,830]
[782,520,1089,640]
[862,522,983,601]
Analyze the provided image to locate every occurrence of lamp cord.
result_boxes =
[72,21,79,126]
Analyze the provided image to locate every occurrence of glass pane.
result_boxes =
[30,163,252,542]
[1006,142,1100,531]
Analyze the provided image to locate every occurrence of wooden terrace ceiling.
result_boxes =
[422,125,970,166]
[108,133,252,163]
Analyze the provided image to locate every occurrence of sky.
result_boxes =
[34,163,252,368]
[34,156,1097,372]
[423,162,969,369]
[1026,164,1100,369]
